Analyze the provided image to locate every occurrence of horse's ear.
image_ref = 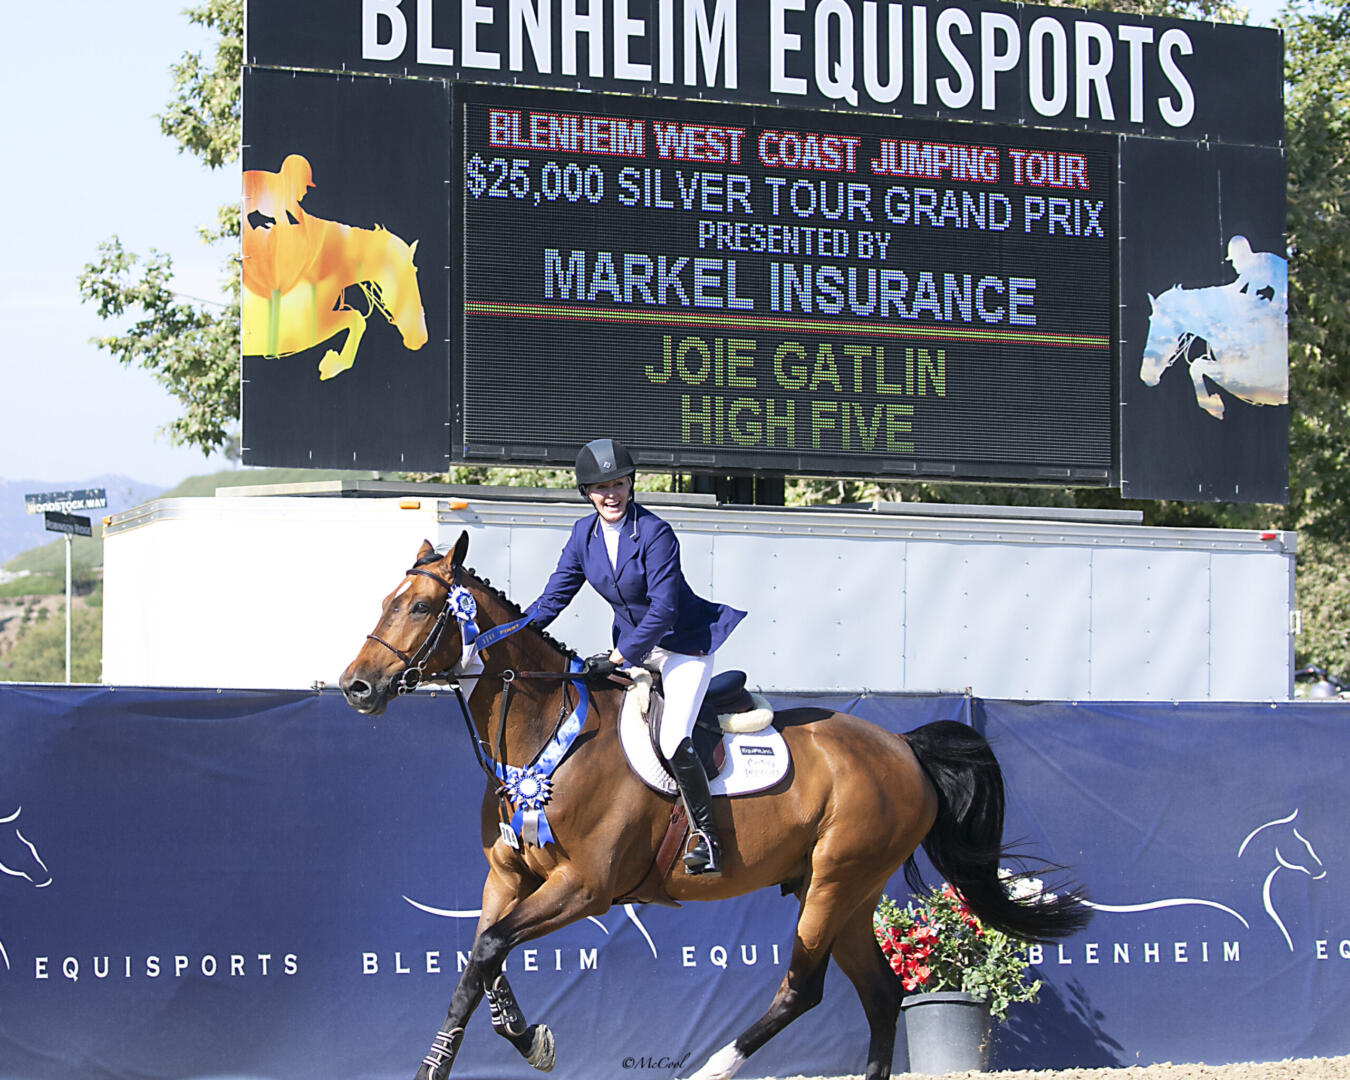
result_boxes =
[409,239,419,261]
[449,530,470,569]
[415,539,436,562]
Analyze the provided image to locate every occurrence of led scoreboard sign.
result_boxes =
[244,1,1285,501]
[459,88,1115,481]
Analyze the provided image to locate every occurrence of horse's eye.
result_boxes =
[412,600,431,615]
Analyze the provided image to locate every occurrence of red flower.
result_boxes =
[902,965,932,991]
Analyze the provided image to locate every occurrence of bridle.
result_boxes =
[364,560,593,838]
[365,565,466,695]
[364,558,581,715]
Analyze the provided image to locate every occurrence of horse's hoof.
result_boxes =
[317,349,351,380]
[525,1024,555,1072]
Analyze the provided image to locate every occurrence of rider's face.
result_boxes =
[587,476,632,524]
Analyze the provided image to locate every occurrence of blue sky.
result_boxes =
[0,0,1287,489]
[0,1,236,487]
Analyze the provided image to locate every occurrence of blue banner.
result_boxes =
[976,698,1350,1068]
[0,686,1346,1078]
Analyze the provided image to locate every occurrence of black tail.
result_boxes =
[904,720,1091,943]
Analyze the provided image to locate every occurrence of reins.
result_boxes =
[367,561,594,843]
[451,668,582,785]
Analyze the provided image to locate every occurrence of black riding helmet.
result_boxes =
[575,438,635,497]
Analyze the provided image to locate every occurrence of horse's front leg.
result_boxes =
[415,868,607,1080]
[413,968,553,1079]
[317,308,367,380]
[1188,355,1226,419]
[414,863,525,1080]
[484,969,556,1070]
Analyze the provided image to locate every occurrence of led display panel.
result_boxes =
[458,87,1115,481]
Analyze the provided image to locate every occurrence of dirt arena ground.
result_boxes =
[776,1058,1350,1080]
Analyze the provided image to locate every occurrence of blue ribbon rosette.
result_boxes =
[495,658,588,847]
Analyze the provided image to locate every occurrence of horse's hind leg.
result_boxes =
[685,877,863,1080]
[830,895,903,1080]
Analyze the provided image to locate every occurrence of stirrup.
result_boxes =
[683,831,722,877]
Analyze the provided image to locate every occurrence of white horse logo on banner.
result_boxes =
[1085,809,1325,951]
[0,805,53,971]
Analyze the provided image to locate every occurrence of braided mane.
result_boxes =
[413,547,579,658]
[464,564,579,660]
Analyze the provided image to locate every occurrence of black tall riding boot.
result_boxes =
[668,737,722,876]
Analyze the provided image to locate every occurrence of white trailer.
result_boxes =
[101,482,1297,699]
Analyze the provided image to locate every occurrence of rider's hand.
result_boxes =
[582,652,622,680]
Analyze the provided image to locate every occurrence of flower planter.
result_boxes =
[900,991,991,1074]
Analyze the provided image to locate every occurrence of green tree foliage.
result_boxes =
[1,604,102,684]
[78,0,242,456]
[1284,0,1350,542]
[1279,1,1350,678]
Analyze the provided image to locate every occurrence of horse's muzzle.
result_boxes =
[339,668,391,715]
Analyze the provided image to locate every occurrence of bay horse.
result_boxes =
[339,532,1089,1080]
[241,212,427,380]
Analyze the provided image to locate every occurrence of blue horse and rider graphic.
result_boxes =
[1138,235,1288,420]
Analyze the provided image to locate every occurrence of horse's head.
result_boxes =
[1239,809,1328,880]
[0,806,51,889]
[373,229,428,352]
[340,533,473,715]
[1139,287,1183,387]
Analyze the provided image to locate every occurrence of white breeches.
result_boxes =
[645,647,715,759]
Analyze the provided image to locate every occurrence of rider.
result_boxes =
[1225,234,1287,314]
[525,438,746,876]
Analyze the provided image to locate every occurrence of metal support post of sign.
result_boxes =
[25,491,104,683]
[64,533,72,684]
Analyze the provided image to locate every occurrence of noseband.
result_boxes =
[366,566,463,694]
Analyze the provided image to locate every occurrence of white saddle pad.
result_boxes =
[617,676,790,797]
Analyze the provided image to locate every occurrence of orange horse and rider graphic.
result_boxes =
[241,154,428,380]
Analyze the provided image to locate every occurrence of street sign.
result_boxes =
[43,512,93,538]
[25,488,107,515]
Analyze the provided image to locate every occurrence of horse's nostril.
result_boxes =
[348,680,371,699]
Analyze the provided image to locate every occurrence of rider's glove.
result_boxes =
[581,652,622,680]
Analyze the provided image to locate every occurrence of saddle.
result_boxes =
[615,669,788,907]
[678,670,767,776]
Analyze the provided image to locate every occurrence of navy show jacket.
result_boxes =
[525,501,746,663]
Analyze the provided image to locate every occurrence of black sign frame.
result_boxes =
[245,0,1283,146]
[241,2,1286,502]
